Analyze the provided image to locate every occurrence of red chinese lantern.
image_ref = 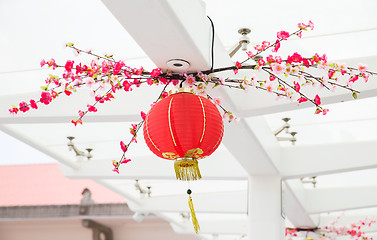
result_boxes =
[143,88,224,181]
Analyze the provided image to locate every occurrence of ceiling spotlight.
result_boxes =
[166,59,190,72]
[132,212,149,223]
[228,28,251,58]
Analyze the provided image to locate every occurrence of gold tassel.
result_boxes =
[187,189,200,234]
[174,158,201,181]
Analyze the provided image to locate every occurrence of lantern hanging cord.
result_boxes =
[207,16,215,72]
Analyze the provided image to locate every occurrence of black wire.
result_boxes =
[207,16,215,72]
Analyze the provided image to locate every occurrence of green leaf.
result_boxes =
[66,42,74,47]
[212,82,220,89]
[12,105,17,108]
[328,63,335,68]
[92,73,98,79]
[352,91,358,100]
[40,86,48,91]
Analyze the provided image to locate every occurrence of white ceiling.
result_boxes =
[2,0,377,239]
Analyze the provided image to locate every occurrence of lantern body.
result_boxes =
[143,91,224,180]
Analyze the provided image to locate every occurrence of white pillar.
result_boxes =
[248,175,285,240]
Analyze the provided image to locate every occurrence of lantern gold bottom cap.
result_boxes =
[174,158,202,181]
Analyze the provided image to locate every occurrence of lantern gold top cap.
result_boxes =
[168,87,195,96]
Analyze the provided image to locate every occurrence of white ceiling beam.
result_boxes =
[0,125,78,170]
[59,150,248,180]
[280,140,377,179]
[304,186,377,214]
[284,180,316,228]
[128,191,247,214]
[101,0,232,72]
[216,91,317,228]
[214,88,280,175]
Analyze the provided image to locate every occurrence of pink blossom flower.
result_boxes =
[321,54,328,63]
[328,70,335,79]
[266,83,273,92]
[30,99,38,109]
[302,58,310,68]
[358,63,368,72]
[131,138,137,143]
[235,61,242,68]
[40,59,46,67]
[87,105,97,112]
[275,56,282,64]
[141,111,147,120]
[147,78,154,85]
[315,108,322,115]
[293,81,300,92]
[246,51,254,58]
[122,80,133,92]
[269,75,276,81]
[40,92,52,105]
[65,60,74,72]
[71,119,82,126]
[212,97,221,105]
[361,72,370,83]
[266,55,275,63]
[112,160,118,168]
[159,77,168,84]
[172,79,179,86]
[112,168,119,174]
[272,40,280,53]
[277,31,290,40]
[297,97,308,103]
[150,68,162,78]
[219,77,225,85]
[348,75,359,84]
[9,107,19,115]
[64,89,72,96]
[186,74,196,87]
[51,90,58,99]
[297,31,302,38]
[311,53,321,64]
[314,94,321,105]
[161,91,168,99]
[133,79,141,87]
[120,158,131,164]
[78,110,84,118]
[297,22,307,30]
[262,41,270,48]
[19,102,30,112]
[308,20,314,30]
[134,66,144,75]
[322,109,329,115]
[254,44,263,51]
[120,141,127,152]
[86,78,95,88]
[271,63,286,75]
[289,52,303,63]
[47,58,56,68]
[233,69,238,75]
[258,58,266,66]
